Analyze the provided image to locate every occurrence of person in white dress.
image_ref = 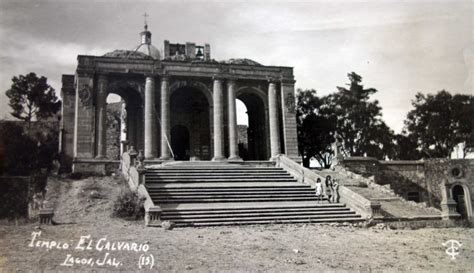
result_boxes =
[315,178,323,203]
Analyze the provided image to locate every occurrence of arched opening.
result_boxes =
[170,86,211,160]
[105,94,123,159]
[236,92,268,160]
[101,80,143,160]
[236,99,249,159]
[171,125,190,160]
[452,185,468,219]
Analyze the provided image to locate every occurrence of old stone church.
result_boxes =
[60,24,298,172]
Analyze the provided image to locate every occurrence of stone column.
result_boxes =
[95,74,108,158]
[160,75,172,160]
[227,79,241,160]
[144,75,157,159]
[212,77,225,161]
[268,80,281,159]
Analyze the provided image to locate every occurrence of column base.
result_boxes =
[159,156,174,161]
[212,156,227,161]
[269,154,281,161]
[228,156,243,161]
[95,155,107,159]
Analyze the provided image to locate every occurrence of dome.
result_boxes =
[136,44,161,60]
[224,58,262,66]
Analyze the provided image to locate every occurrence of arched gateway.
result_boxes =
[59,24,298,173]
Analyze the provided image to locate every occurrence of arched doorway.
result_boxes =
[171,125,190,160]
[236,90,268,160]
[452,185,468,219]
[170,86,211,160]
[102,80,143,159]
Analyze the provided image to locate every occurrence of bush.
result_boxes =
[0,121,59,176]
[112,188,145,219]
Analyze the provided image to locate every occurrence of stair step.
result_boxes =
[162,210,353,218]
[147,170,288,174]
[145,178,297,183]
[172,217,363,227]
[147,167,283,171]
[146,183,308,188]
[153,197,322,203]
[161,202,345,211]
[145,173,293,179]
[165,214,361,223]
[150,193,318,199]
[147,188,312,193]
[148,190,315,195]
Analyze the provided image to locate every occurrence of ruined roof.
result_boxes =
[224,58,262,66]
[102,50,154,60]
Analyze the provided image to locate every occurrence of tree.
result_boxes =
[296,89,336,168]
[402,90,474,158]
[328,72,395,159]
[393,133,422,160]
[5,73,61,123]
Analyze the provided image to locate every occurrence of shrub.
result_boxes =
[112,188,145,219]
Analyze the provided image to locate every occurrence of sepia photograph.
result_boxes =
[0,0,472,271]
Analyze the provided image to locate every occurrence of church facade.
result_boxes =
[60,25,298,172]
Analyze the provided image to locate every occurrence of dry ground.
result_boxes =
[0,175,472,272]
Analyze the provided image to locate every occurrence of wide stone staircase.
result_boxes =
[145,163,362,227]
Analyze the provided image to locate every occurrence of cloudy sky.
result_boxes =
[0,0,472,133]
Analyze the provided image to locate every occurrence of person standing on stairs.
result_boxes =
[332,178,340,203]
[315,178,323,203]
[325,175,333,203]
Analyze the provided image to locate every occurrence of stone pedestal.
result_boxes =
[145,206,162,227]
[39,208,54,225]
[441,199,461,220]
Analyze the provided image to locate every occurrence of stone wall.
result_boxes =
[341,157,474,221]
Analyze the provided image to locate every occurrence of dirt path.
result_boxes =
[0,175,472,272]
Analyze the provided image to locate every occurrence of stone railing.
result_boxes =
[275,155,381,219]
[275,155,325,188]
[339,186,382,219]
[121,151,161,227]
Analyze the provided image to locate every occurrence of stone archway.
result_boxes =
[236,88,269,160]
[451,183,473,220]
[170,86,212,160]
[99,78,144,159]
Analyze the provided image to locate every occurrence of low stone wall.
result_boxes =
[0,175,47,219]
[73,159,120,175]
[341,157,474,222]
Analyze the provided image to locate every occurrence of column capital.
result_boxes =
[281,78,296,85]
[160,74,170,82]
[144,72,158,78]
[267,77,279,84]
[226,78,237,86]
[213,74,225,81]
